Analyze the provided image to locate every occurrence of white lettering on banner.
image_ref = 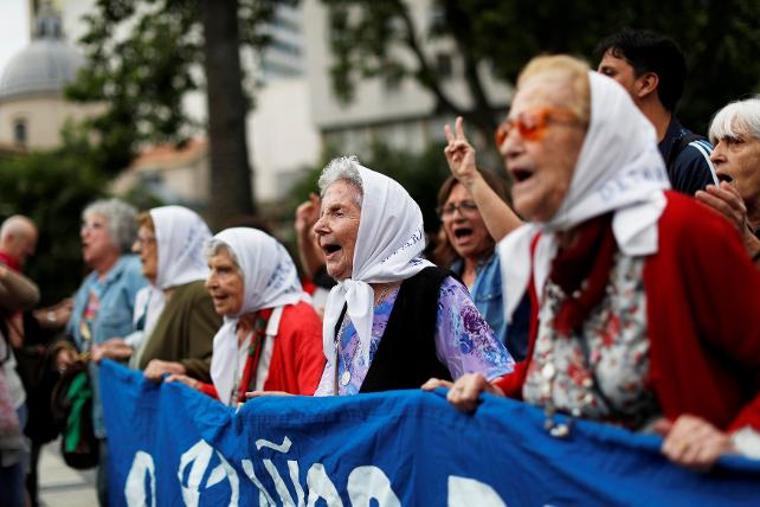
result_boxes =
[262,459,304,506]
[256,436,292,453]
[127,437,421,505]
[448,477,506,507]
[177,440,240,507]
[242,459,276,506]
[125,451,156,507]
[347,466,401,506]
[306,463,344,507]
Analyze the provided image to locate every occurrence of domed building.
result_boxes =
[0,4,97,149]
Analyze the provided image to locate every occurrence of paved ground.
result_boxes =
[37,439,98,507]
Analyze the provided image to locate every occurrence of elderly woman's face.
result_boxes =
[314,180,361,280]
[80,213,117,267]
[205,249,244,316]
[498,76,586,222]
[710,127,760,206]
[133,225,158,283]
[441,183,491,260]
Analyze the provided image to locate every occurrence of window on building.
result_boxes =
[13,119,27,145]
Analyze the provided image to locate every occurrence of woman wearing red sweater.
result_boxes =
[425,54,760,470]
[168,228,324,405]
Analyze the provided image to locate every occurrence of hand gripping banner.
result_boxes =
[99,360,760,506]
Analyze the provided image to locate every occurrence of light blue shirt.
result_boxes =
[67,254,147,437]
[452,253,530,361]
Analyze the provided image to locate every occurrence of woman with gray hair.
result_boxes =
[311,156,513,396]
[696,97,760,266]
[52,198,147,506]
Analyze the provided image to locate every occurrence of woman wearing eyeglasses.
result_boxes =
[426,54,760,470]
[433,174,530,360]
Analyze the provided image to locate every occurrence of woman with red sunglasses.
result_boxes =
[425,54,760,470]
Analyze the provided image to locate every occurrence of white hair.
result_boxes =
[83,198,137,253]
[204,238,242,274]
[317,155,364,208]
[709,96,760,144]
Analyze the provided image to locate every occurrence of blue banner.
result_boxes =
[100,360,760,506]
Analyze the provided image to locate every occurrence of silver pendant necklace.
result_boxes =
[333,285,395,393]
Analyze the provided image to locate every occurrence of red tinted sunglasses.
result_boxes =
[494,107,580,146]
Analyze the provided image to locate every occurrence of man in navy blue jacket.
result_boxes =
[596,29,717,195]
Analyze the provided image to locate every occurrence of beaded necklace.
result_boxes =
[230,309,271,405]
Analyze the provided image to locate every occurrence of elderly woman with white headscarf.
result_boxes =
[426,55,760,469]
[168,228,324,406]
[311,156,513,396]
[121,206,222,382]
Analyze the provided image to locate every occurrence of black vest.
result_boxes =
[360,266,453,393]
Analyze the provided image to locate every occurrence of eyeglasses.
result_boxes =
[437,201,479,219]
[494,106,580,146]
[134,235,156,248]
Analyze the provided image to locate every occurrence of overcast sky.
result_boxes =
[0,0,30,76]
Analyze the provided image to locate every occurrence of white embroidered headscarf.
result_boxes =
[321,159,434,393]
[499,71,671,322]
[209,228,308,405]
[150,206,212,290]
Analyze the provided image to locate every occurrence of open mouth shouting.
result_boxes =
[321,242,342,261]
[510,167,534,184]
[452,226,474,245]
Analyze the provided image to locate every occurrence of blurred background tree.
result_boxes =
[65,0,286,228]
[323,0,760,139]
[0,141,106,304]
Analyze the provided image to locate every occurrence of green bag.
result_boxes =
[51,361,99,469]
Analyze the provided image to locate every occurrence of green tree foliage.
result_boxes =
[0,147,107,304]
[66,0,285,226]
[323,0,760,136]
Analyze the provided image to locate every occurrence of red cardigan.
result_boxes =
[496,192,760,432]
[199,301,325,399]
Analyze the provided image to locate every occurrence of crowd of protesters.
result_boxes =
[2,28,760,507]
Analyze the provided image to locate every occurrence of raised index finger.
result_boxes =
[444,123,454,142]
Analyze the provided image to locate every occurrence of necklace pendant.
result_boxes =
[340,370,351,386]
[541,363,556,380]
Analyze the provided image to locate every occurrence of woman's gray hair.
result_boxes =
[317,155,364,208]
[709,96,760,144]
[204,239,242,274]
[83,198,138,253]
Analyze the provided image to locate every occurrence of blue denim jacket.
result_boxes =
[67,254,147,437]
[452,253,530,361]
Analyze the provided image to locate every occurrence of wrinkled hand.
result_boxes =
[91,338,133,363]
[143,359,186,382]
[696,182,760,259]
[443,117,480,188]
[295,193,321,235]
[422,373,504,412]
[165,373,200,390]
[696,182,748,234]
[655,414,735,471]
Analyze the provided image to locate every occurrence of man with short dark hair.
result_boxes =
[596,29,717,195]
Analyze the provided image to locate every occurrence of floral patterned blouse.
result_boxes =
[522,254,660,428]
[315,277,514,396]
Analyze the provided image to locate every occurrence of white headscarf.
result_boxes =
[499,71,671,322]
[150,206,212,290]
[321,163,434,390]
[209,228,308,405]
